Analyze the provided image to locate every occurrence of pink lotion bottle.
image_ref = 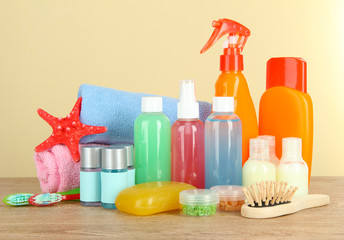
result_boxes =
[171,80,205,188]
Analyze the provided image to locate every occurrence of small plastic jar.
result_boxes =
[179,189,219,216]
[210,185,245,212]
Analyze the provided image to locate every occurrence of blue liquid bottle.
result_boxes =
[101,146,128,209]
[80,146,102,207]
[116,144,135,187]
[205,97,242,188]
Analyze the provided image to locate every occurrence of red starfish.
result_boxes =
[35,97,107,162]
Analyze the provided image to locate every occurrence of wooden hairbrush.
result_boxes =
[241,180,330,219]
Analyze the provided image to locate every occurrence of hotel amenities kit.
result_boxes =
[3,18,329,219]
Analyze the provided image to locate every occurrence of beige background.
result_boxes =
[0,0,343,177]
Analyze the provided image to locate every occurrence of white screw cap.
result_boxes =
[249,138,269,160]
[282,137,302,158]
[141,97,163,112]
[212,97,234,112]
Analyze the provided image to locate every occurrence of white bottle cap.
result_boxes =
[282,137,302,158]
[212,97,234,112]
[258,135,276,154]
[141,97,163,112]
[177,80,199,119]
[249,138,269,160]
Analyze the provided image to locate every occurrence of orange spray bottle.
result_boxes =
[201,19,258,166]
[259,58,313,183]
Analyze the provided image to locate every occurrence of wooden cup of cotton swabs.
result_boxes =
[241,181,330,219]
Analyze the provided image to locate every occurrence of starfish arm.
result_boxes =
[35,97,106,162]
[84,125,107,135]
[37,108,59,128]
[35,136,59,152]
[63,138,81,162]
[68,97,82,119]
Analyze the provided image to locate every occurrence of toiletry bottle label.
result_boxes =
[127,169,135,187]
[101,171,128,204]
[80,171,101,202]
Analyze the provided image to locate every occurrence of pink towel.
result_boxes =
[34,144,81,193]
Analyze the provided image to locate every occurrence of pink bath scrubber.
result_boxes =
[34,144,80,193]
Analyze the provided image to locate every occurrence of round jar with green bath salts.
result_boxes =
[179,189,219,216]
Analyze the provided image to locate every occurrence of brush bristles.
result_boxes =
[33,193,62,205]
[5,193,33,206]
[243,181,299,207]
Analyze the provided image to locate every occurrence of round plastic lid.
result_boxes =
[258,135,276,155]
[179,189,219,205]
[282,137,302,158]
[258,135,275,147]
[141,97,163,112]
[266,57,307,93]
[249,138,269,160]
[212,97,234,112]
[210,185,245,199]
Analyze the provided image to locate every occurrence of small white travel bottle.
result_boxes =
[243,138,276,187]
[277,137,308,197]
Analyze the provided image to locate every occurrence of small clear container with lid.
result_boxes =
[179,189,219,216]
[210,185,245,211]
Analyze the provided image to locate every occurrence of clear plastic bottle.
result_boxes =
[243,138,276,186]
[205,97,242,189]
[200,19,259,167]
[171,80,205,188]
[277,137,308,197]
[258,135,279,167]
[134,97,171,184]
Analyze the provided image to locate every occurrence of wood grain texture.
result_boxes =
[241,194,330,219]
[0,177,343,240]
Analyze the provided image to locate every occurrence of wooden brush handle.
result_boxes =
[241,194,330,219]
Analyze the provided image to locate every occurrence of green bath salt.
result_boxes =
[179,189,219,217]
[182,204,217,216]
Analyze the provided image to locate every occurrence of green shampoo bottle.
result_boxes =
[134,97,171,184]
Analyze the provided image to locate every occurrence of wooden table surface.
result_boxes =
[0,177,343,240]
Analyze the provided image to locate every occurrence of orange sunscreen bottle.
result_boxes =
[201,18,258,166]
[259,57,313,182]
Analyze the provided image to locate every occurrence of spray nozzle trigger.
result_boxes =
[179,80,196,103]
[177,80,199,119]
[200,18,250,54]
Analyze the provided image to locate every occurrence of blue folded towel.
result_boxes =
[78,84,212,144]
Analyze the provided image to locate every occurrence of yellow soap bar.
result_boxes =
[115,181,196,215]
